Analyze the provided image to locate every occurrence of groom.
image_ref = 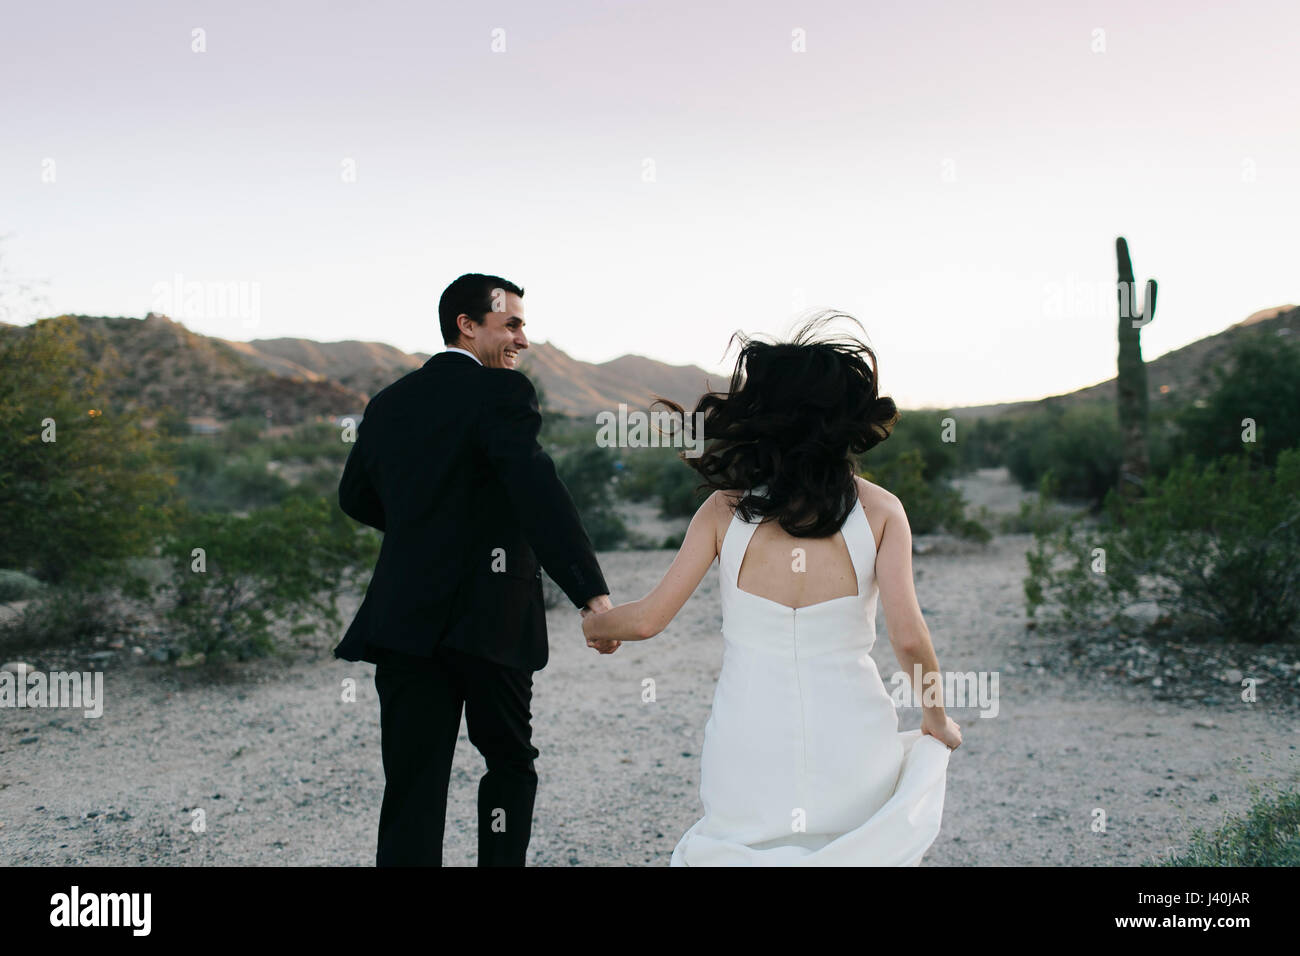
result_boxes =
[333,273,617,866]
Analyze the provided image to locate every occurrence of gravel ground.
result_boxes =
[2,469,1297,865]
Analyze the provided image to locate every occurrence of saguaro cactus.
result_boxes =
[1115,236,1156,501]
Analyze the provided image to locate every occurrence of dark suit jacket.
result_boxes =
[332,351,608,672]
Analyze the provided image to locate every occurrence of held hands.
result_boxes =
[581,594,620,654]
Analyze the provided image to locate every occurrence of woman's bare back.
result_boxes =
[717,477,889,610]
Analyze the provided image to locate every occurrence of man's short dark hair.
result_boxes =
[439,273,525,345]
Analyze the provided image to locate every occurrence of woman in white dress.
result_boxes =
[582,313,962,866]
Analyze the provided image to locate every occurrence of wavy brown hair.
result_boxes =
[654,311,900,537]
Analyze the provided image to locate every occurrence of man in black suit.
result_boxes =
[333,273,617,866]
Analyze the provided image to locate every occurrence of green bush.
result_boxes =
[0,582,127,648]
[1172,329,1300,470]
[611,447,709,519]
[165,443,293,513]
[264,422,348,462]
[956,415,1016,471]
[1025,448,1300,644]
[555,443,615,512]
[0,316,175,585]
[862,449,991,542]
[1004,403,1121,506]
[868,409,963,483]
[1155,784,1300,866]
[0,569,46,602]
[156,495,380,661]
[555,444,628,550]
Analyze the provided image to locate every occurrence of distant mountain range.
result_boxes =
[1,305,1295,426]
[0,312,724,424]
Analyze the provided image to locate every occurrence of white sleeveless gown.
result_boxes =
[670,491,951,866]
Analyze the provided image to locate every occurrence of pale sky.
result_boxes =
[2,0,1296,408]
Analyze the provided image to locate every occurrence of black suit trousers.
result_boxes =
[374,646,540,866]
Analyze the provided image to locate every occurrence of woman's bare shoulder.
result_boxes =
[708,489,745,552]
[853,475,904,535]
[703,488,747,517]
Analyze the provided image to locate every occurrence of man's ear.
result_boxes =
[457,313,474,340]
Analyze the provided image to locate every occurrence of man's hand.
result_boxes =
[581,595,620,654]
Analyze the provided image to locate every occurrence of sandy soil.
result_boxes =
[1,468,1297,866]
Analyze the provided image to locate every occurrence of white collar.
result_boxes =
[444,346,483,366]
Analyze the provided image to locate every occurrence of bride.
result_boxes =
[581,312,962,866]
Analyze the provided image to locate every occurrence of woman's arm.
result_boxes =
[873,489,948,726]
[582,491,726,642]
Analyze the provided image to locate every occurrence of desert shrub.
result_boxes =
[862,449,991,542]
[217,416,269,454]
[0,316,175,585]
[956,415,1017,471]
[869,409,963,482]
[286,465,344,500]
[1154,784,1300,867]
[555,444,628,550]
[156,495,380,661]
[0,569,46,602]
[166,446,293,512]
[1171,329,1300,470]
[612,447,709,519]
[1025,449,1300,644]
[655,458,711,519]
[611,446,666,503]
[1004,403,1121,506]
[555,443,615,510]
[264,422,348,462]
[155,405,191,438]
[0,582,128,649]
[994,485,1072,536]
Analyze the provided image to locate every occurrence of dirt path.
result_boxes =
[2,470,1297,865]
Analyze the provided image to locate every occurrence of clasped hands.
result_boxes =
[581,593,620,655]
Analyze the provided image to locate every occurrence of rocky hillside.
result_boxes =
[947,304,1300,420]
[222,335,722,418]
[3,313,366,425]
[0,313,725,424]
[220,336,430,405]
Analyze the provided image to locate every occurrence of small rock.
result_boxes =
[1225,669,1244,683]
[1193,719,1216,729]
[19,736,39,745]
[1,661,31,676]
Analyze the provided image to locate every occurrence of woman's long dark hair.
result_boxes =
[654,311,900,537]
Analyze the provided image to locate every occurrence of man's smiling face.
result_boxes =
[457,291,528,369]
